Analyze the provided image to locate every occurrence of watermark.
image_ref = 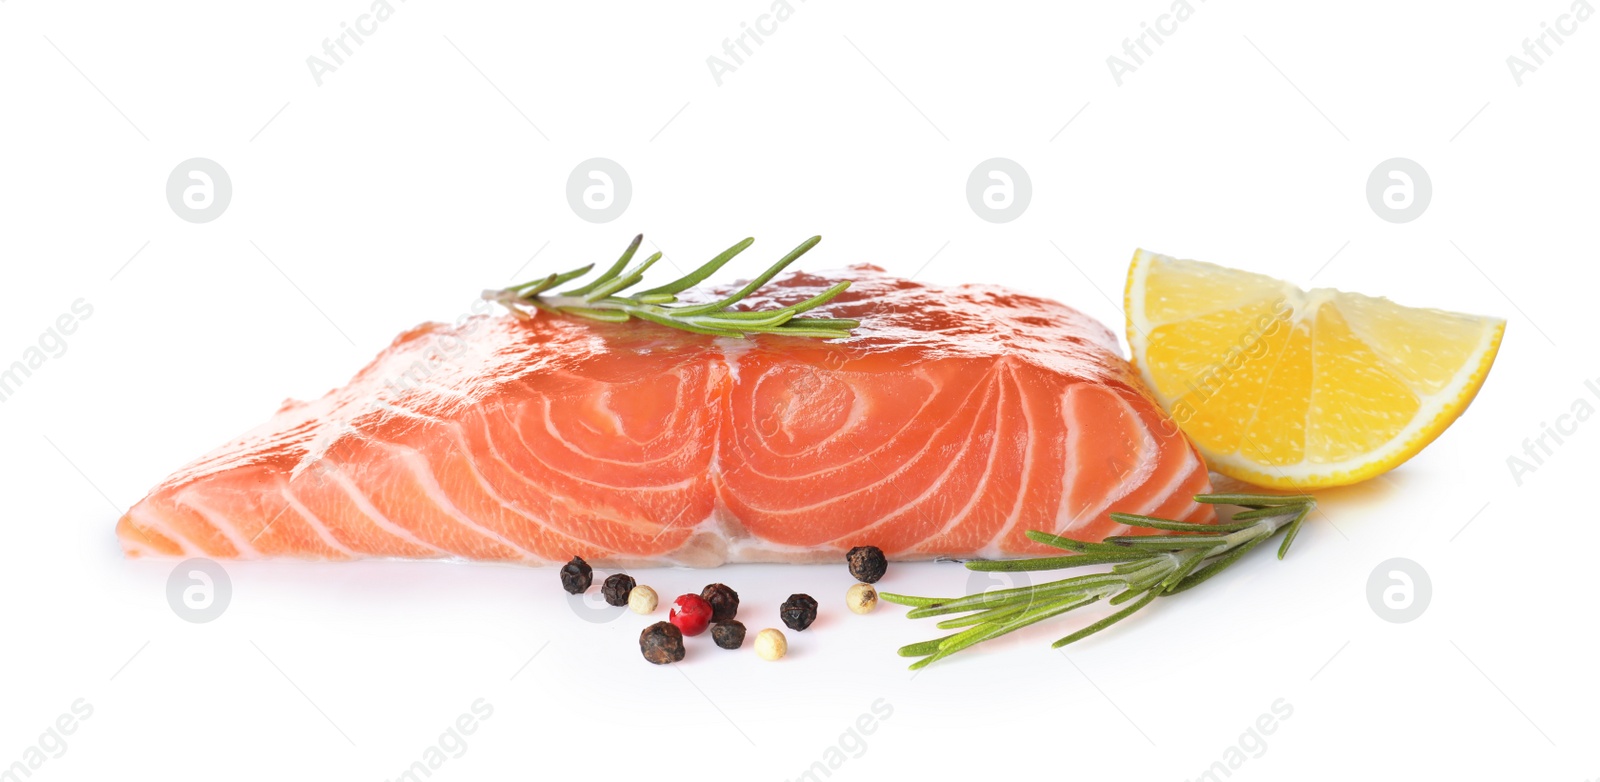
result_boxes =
[966,567,1033,609]
[568,578,626,624]
[1183,698,1293,782]
[706,0,808,86]
[306,0,411,86]
[1,699,93,782]
[0,299,94,404]
[166,158,232,223]
[301,295,499,486]
[966,158,1031,223]
[1365,158,1431,223]
[367,313,482,398]
[786,699,893,782]
[735,358,859,457]
[1106,0,1211,86]
[1506,0,1593,86]
[566,158,631,223]
[1366,557,1430,623]
[167,558,232,624]
[1162,298,1294,436]
[1506,376,1599,486]
[384,699,494,782]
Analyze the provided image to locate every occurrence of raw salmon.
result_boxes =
[117,265,1212,565]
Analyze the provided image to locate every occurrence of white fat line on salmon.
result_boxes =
[467,411,645,560]
[1183,698,1293,782]
[446,419,643,559]
[178,492,266,559]
[384,699,493,782]
[983,364,1042,558]
[294,298,497,482]
[1116,422,1208,533]
[286,466,443,559]
[742,364,940,482]
[737,362,880,469]
[595,389,631,441]
[0,298,93,405]
[383,441,540,561]
[507,404,700,492]
[324,469,452,557]
[126,504,199,557]
[1054,388,1159,537]
[2,699,92,782]
[533,395,704,475]
[742,361,870,454]
[719,534,852,563]
[737,366,972,516]
[818,369,1002,543]
[915,369,1010,545]
[120,536,165,558]
[785,699,893,782]
[272,480,358,557]
[715,336,754,382]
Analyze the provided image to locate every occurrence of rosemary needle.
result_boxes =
[879,492,1316,669]
[485,234,859,340]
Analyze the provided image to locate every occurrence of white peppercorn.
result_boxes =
[754,628,787,661]
[628,585,659,615]
[846,583,878,614]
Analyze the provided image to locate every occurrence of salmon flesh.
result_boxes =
[117,265,1212,565]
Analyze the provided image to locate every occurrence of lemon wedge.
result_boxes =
[1124,249,1504,489]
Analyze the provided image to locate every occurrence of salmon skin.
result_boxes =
[118,264,1212,566]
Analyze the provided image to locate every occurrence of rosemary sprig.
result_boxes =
[879,493,1315,670]
[484,235,859,339]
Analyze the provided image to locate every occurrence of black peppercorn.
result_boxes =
[711,620,746,650]
[780,593,818,631]
[700,583,740,623]
[639,621,685,665]
[846,546,888,584]
[559,556,593,594]
[602,573,636,607]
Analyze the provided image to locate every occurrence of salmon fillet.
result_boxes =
[117,264,1212,566]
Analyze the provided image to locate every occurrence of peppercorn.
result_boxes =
[700,583,740,623]
[639,621,685,665]
[711,620,746,650]
[846,582,878,614]
[779,593,818,631]
[754,628,787,661]
[846,546,888,584]
[559,556,592,594]
[628,585,659,615]
[601,573,636,607]
[669,594,714,636]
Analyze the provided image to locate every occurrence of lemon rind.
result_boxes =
[1125,249,1505,490]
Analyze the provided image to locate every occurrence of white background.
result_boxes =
[2,1,1596,780]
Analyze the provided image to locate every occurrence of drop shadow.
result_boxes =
[1209,468,1409,540]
